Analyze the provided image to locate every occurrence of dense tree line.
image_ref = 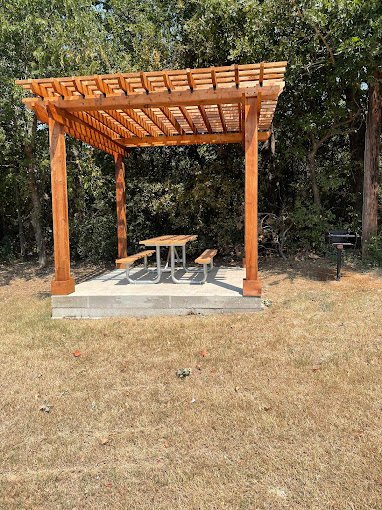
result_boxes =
[0,0,381,266]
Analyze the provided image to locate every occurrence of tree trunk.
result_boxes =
[362,70,381,258]
[24,115,47,268]
[349,119,366,215]
[307,149,321,207]
[14,174,26,258]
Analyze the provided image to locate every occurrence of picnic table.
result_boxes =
[140,235,200,284]
[116,235,217,284]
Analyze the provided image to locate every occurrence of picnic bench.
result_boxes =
[194,249,218,283]
[116,249,159,284]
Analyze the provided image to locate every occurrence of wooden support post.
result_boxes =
[115,153,127,268]
[49,117,75,295]
[243,97,261,297]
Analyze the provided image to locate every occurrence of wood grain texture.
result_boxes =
[116,250,155,265]
[115,154,127,268]
[195,249,217,264]
[49,117,75,295]
[243,96,261,296]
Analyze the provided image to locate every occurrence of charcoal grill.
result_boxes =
[328,230,358,281]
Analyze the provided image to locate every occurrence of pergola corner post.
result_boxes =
[243,96,261,297]
[115,153,128,268]
[49,116,75,295]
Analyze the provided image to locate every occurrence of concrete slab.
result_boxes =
[51,266,263,318]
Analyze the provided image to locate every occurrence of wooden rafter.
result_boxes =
[164,71,198,135]
[17,61,286,152]
[160,107,185,135]
[141,108,171,136]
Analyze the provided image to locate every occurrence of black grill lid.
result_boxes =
[328,230,357,246]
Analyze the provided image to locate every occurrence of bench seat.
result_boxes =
[195,249,217,264]
[116,250,155,265]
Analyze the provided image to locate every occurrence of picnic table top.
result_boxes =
[140,235,198,246]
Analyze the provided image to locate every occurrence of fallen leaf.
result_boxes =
[200,350,208,357]
[164,441,169,448]
[105,482,112,487]
[73,350,82,357]
[312,367,320,372]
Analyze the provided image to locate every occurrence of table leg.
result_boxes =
[170,245,208,284]
[181,244,204,273]
[125,245,162,284]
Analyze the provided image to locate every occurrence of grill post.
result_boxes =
[336,245,343,281]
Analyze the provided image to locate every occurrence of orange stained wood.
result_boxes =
[49,117,75,295]
[195,249,218,264]
[243,95,261,296]
[116,250,155,265]
[16,62,286,299]
[115,154,127,267]
[16,62,286,154]
[140,235,198,246]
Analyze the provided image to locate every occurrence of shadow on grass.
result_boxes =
[258,255,380,286]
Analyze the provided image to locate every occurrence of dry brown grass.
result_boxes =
[0,259,381,509]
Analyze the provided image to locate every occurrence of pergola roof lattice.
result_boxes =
[16,62,286,156]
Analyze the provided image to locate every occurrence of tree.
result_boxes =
[0,0,113,265]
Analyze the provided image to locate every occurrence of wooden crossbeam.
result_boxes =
[23,85,284,112]
[116,132,244,146]
[114,131,269,147]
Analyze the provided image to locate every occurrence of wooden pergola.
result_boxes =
[16,61,286,297]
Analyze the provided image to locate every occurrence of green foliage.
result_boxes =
[290,203,335,251]
[0,0,380,263]
[363,232,382,266]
